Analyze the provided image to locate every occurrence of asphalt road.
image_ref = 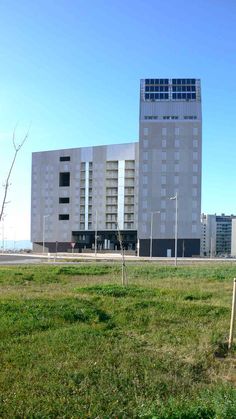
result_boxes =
[0,254,45,264]
[0,253,235,265]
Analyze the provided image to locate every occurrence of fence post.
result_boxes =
[228,278,236,350]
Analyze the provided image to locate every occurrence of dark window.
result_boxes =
[150,86,154,92]
[191,86,196,92]
[145,79,150,84]
[145,93,149,100]
[150,79,154,84]
[145,86,150,92]
[192,93,196,99]
[59,197,70,204]
[60,156,70,161]
[187,93,191,100]
[59,172,70,187]
[59,214,69,220]
[160,93,164,99]
[172,93,176,99]
[177,93,182,99]
[154,86,159,92]
[160,86,163,92]
[155,93,159,100]
[164,93,169,99]
[172,86,176,92]
[150,93,154,100]
[191,79,196,84]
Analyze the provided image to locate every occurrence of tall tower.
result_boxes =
[138,78,202,257]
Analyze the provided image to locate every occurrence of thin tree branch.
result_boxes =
[0,129,29,223]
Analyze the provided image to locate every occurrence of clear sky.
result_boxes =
[0,0,236,240]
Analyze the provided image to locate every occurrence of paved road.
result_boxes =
[0,254,45,264]
[0,253,235,265]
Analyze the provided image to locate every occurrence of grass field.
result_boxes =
[0,262,236,418]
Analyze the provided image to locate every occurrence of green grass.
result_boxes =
[0,263,235,417]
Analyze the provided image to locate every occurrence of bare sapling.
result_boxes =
[117,223,128,286]
[0,128,29,223]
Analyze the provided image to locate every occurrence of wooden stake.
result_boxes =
[228,278,236,350]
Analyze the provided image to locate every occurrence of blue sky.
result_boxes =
[0,0,235,240]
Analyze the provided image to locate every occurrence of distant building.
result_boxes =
[201,214,236,256]
[231,219,236,257]
[31,78,202,256]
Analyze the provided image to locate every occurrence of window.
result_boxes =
[143,176,148,185]
[161,151,166,160]
[161,212,166,221]
[162,127,167,136]
[142,224,147,234]
[161,224,165,233]
[59,214,69,220]
[143,188,148,197]
[192,213,197,221]
[162,139,167,148]
[192,224,197,233]
[161,200,166,209]
[143,163,148,172]
[59,172,70,187]
[174,175,179,185]
[175,139,180,148]
[161,188,166,197]
[143,151,148,160]
[60,156,70,161]
[174,151,180,161]
[193,139,198,148]
[140,213,147,223]
[59,197,70,204]
[161,175,166,185]
[193,127,198,136]
[175,127,180,135]
[144,127,149,136]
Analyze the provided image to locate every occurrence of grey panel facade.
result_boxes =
[31,143,139,251]
[138,78,202,256]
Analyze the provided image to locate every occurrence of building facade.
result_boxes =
[31,143,139,252]
[231,219,236,257]
[138,78,202,256]
[31,78,202,256]
[201,213,236,256]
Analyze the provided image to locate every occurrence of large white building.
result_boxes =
[31,78,202,256]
